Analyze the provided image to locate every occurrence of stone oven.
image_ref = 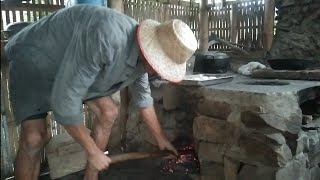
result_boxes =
[121,76,319,180]
[99,0,320,179]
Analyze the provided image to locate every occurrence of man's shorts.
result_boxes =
[9,54,52,125]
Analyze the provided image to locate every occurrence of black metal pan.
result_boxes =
[267,58,317,70]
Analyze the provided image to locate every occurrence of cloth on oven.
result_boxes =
[238,62,267,76]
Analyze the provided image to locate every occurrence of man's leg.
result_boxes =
[84,96,119,180]
[15,117,49,180]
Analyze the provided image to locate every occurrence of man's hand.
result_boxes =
[139,106,178,156]
[157,135,178,156]
[87,149,112,171]
[63,123,111,172]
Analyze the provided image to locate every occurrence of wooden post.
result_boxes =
[119,88,129,151]
[163,3,171,21]
[199,0,209,53]
[108,0,128,151]
[263,0,275,54]
[1,41,16,175]
[108,0,124,12]
[230,2,238,44]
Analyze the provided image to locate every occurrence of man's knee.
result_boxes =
[87,96,119,126]
[20,129,48,155]
[100,105,119,125]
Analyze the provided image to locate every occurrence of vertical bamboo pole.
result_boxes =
[1,40,16,176]
[199,0,209,52]
[163,3,170,21]
[109,0,124,12]
[263,0,275,54]
[109,0,127,152]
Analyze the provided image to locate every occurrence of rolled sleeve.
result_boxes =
[129,73,154,108]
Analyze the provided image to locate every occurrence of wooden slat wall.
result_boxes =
[208,4,232,50]
[123,0,200,40]
[1,0,64,38]
[208,0,264,51]
[237,0,264,51]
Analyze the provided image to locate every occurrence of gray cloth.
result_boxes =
[5,5,153,125]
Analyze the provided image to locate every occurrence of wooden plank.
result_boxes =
[19,10,23,22]
[227,4,231,43]
[248,2,252,49]
[214,7,218,49]
[199,0,209,52]
[5,10,10,27]
[1,2,64,12]
[251,69,320,81]
[31,0,37,21]
[1,115,14,178]
[263,0,275,53]
[27,9,31,22]
[252,0,257,49]
[239,2,244,46]
[46,131,89,179]
[1,39,19,166]
[257,0,264,50]
[11,11,16,23]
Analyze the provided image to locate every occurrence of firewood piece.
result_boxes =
[251,69,320,81]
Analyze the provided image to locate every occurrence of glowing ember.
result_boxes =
[161,138,200,175]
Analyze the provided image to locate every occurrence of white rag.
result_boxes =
[238,62,267,75]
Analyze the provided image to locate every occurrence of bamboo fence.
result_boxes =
[1,0,267,178]
[123,0,200,39]
[209,0,265,51]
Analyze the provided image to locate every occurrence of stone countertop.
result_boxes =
[199,73,320,94]
[153,73,320,94]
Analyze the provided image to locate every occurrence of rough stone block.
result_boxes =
[224,157,240,180]
[199,161,224,180]
[275,153,310,180]
[162,85,181,110]
[193,116,236,144]
[225,133,293,167]
[200,175,224,180]
[238,154,315,180]
[198,143,226,163]
[309,151,320,168]
[296,131,310,155]
[307,130,320,154]
[238,165,276,180]
[248,131,287,145]
[197,99,231,119]
[241,110,302,134]
[310,166,320,180]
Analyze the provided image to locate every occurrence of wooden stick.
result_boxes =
[109,150,173,164]
[5,150,173,180]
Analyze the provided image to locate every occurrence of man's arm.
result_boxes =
[139,106,178,155]
[140,106,178,155]
[63,123,111,171]
[129,73,177,155]
[50,21,113,171]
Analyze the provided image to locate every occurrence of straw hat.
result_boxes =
[137,19,197,82]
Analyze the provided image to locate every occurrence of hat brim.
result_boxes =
[137,19,186,83]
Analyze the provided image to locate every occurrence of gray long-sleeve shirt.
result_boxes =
[5,5,153,125]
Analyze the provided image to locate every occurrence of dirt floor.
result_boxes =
[38,157,199,180]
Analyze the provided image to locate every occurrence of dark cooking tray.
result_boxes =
[180,74,234,86]
[267,58,316,70]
